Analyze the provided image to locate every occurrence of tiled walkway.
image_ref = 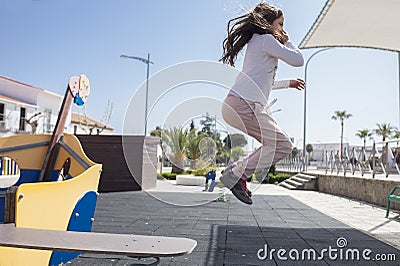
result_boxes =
[68,183,400,265]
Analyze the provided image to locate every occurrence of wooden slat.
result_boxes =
[4,187,17,223]
[76,135,159,192]
[0,224,197,257]
[39,87,74,182]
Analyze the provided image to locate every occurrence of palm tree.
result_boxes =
[161,127,188,174]
[375,123,396,167]
[355,129,372,151]
[375,123,396,142]
[306,144,313,165]
[291,147,299,157]
[150,126,162,138]
[331,110,352,159]
[186,130,206,169]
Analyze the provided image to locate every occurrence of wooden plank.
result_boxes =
[0,224,197,257]
[76,135,146,192]
[4,187,17,223]
[38,86,74,182]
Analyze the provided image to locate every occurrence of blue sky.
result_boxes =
[1,0,399,147]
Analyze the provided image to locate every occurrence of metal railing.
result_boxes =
[276,139,400,178]
[276,152,308,173]
[0,157,20,177]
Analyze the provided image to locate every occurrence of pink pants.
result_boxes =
[221,94,293,179]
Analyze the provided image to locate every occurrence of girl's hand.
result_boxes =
[281,30,289,44]
[289,78,305,91]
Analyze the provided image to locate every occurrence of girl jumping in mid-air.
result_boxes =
[220,2,305,204]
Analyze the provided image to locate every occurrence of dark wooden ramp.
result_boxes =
[0,224,197,257]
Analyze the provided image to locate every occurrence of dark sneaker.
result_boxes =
[221,167,253,197]
[245,176,252,197]
[221,166,252,197]
[220,169,252,204]
[231,178,252,205]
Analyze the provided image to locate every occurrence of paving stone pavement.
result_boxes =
[67,184,400,266]
[255,184,400,251]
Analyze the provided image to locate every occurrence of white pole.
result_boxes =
[303,48,332,171]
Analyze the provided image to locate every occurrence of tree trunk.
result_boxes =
[171,157,184,174]
[340,121,344,159]
[171,164,184,174]
[363,138,366,161]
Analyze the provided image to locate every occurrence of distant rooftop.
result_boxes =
[71,112,113,130]
[0,75,63,99]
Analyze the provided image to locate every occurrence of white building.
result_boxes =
[70,112,113,135]
[0,75,64,136]
[0,75,113,136]
[306,142,350,163]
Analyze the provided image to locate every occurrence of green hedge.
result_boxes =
[157,165,217,181]
[267,173,291,184]
[158,170,291,184]
[158,172,178,180]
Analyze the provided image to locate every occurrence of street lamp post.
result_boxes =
[302,48,332,171]
[120,53,154,135]
[271,108,282,114]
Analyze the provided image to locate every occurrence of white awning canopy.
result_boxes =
[299,0,400,52]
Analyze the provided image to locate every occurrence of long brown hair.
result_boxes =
[220,2,284,66]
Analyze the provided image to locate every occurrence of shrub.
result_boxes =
[160,172,178,180]
[269,164,276,176]
[268,173,291,184]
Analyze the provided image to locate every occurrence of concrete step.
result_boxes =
[279,173,318,190]
[296,173,317,181]
[285,178,303,188]
[291,176,309,183]
[278,181,296,190]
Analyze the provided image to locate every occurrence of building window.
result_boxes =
[43,109,52,133]
[0,103,4,121]
[0,103,4,130]
[19,107,26,131]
